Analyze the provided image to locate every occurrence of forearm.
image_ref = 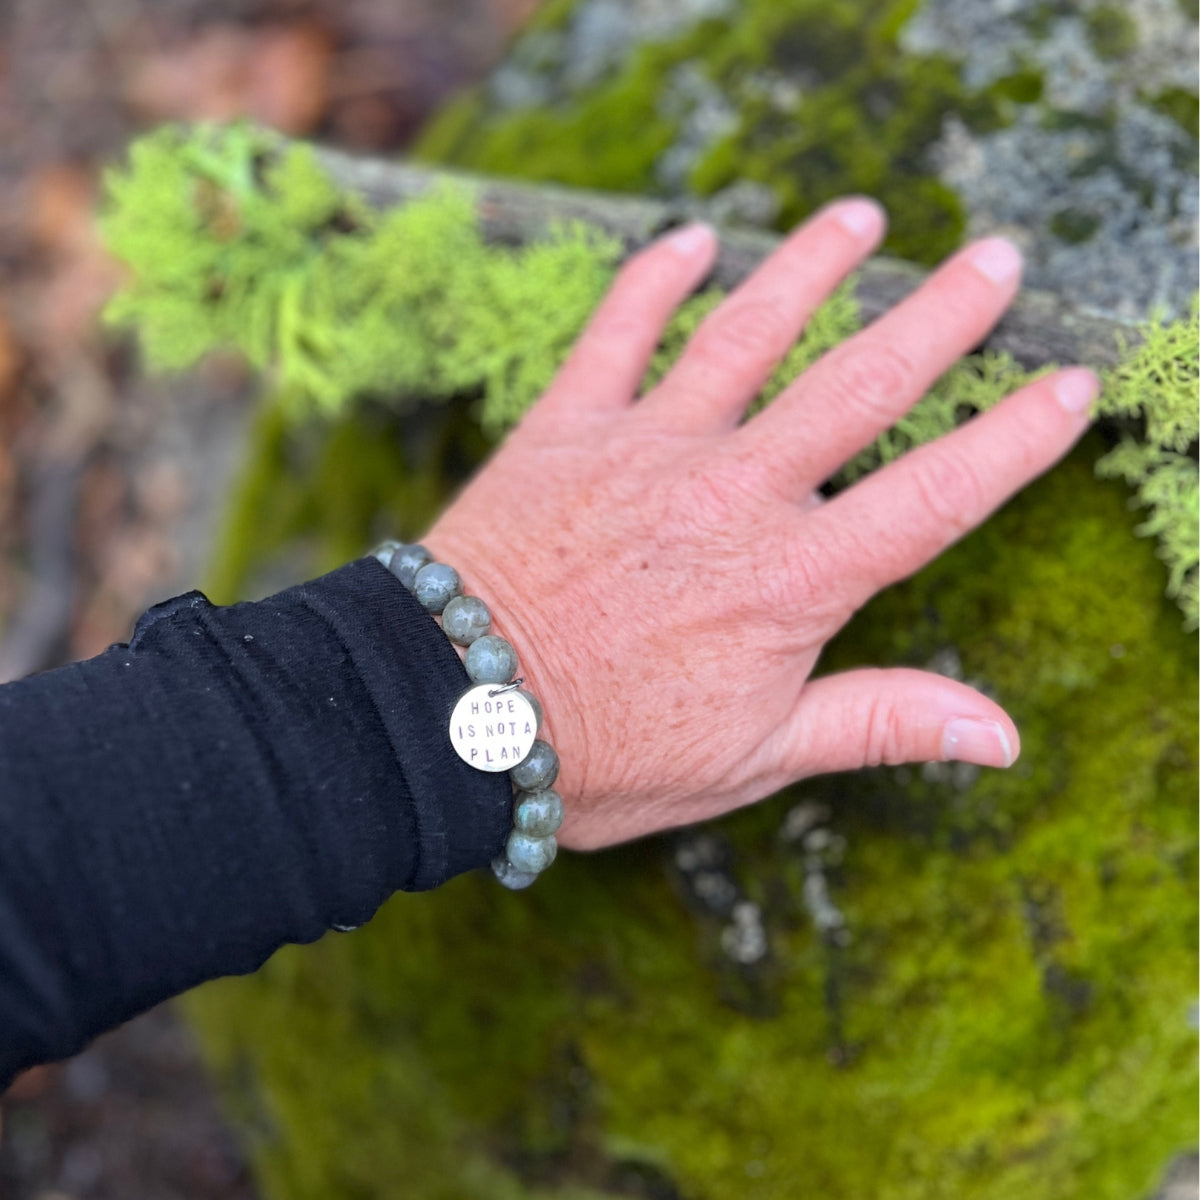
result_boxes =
[0,559,510,1086]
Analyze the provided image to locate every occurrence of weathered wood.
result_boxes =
[317,147,1138,370]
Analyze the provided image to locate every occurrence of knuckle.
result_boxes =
[619,245,670,288]
[826,343,913,424]
[909,449,986,532]
[675,462,755,527]
[599,255,670,323]
[862,684,909,767]
[774,535,829,613]
[1007,417,1048,474]
[596,308,653,347]
[695,300,791,363]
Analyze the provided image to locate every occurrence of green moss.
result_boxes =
[1084,5,1139,60]
[993,67,1045,106]
[186,446,1197,1200]
[102,125,623,429]
[416,38,683,195]
[1049,208,1101,244]
[523,0,578,35]
[1143,86,1200,140]
[416,0,1002,264]
[1094,302,1200,628]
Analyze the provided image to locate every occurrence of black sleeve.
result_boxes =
[0,557,513,1088]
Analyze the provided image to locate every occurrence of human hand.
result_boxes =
[424,200,1097,852]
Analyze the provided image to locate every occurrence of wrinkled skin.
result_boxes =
[426,200,1095,850]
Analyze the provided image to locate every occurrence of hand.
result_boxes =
[424,199,1097,852]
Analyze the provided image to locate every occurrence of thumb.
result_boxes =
[784,667,1020,777]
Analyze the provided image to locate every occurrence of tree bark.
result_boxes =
[316,148,1140,370]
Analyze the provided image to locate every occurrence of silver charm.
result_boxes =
[449,684,538,772]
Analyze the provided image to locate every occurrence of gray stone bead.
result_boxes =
[516,689,543,731]
[491,855,539,891]
[506,831,557,874]
[413,562,462,614]
[389,543,432,590]
[370,539,401,569]
[514,789,564,837]
[465,635,518,684]
[510,739,559,791]
[441,594,491,645]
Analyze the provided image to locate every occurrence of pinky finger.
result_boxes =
[536,224,719,425]
[807,367,1098,609]
[782,667,1020,777]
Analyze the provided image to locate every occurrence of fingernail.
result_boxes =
[1054,368,1100,415]
[942,718,1014,769]
[831,198,886,240]
[665,222,716,257]
[965,237,1022,286]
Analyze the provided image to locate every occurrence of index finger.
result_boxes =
[535,224,718,426]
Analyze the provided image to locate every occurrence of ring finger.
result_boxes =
[735,236,1024,498]
[800,367,1098,611]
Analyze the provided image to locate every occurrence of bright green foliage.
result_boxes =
[103,125,347,379]
[1094,303,1200,627]
[101,124,1198,625]
[102,125,622,424]
[186,448,1198,1200]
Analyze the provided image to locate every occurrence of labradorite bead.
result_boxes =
[506,831,557,874]
[514,789,564,837]
[413,562,462,614]
[516,690,543,731]
[491,856,539,891]
[389,543,432,590]
[465,635,518,684]
[442,594,491,645]
[511,739,559,791]
[371,539,401,569]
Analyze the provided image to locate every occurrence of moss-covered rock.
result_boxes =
[94,17,1197,1188]
[417,0,1198,317]
[184,442,1197,1200]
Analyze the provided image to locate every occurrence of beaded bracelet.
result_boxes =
[371,540,563,890]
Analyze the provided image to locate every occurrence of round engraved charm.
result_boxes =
[449,685,539,772]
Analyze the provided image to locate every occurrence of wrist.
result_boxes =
[376,535,575,881]
[421,528,588,820]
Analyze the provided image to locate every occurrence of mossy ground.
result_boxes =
[185,444,1197,1200]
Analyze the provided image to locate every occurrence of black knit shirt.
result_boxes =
[0,558,512,1088]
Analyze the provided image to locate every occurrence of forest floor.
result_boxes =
[0,1,538,1196]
